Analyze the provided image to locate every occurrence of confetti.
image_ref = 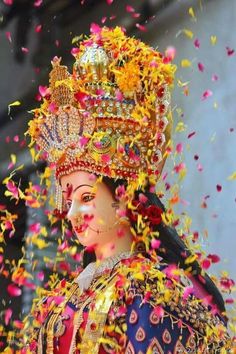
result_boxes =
[216,184,222,192]
[183,29,194,39]
[7,284,22,297]
[198,62,205,72]
[135,24,147,32]
[194,38,200,48]
[228,171,236,180]
[5,31,12,43]
[181,59,192,68]
[34,0,42,7]
[188,7,196,21]
[210,36,217,45]
[21,47,29,53]
[35,24,42,33]
[3,0,13,5]
[126,5,135,13]
[226,46,235,56]
[201,89,213,100]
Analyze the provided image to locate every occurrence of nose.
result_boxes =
[67,199,81,223]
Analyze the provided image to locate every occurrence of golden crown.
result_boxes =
[28,27,176,188]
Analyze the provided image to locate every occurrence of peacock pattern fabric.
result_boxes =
[23,254,230,354]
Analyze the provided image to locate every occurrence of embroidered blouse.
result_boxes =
[23,254,230,353]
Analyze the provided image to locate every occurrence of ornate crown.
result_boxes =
[28,26,176,207]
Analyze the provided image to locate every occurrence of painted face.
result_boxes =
[60,171,123,251]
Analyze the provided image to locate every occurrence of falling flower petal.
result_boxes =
[183,29,194,39]
[136,24,147,32]
[176,143,183,153]
[210,35,217,45]
[151,239,161,249]
[39,85,49,97]
[165,46,176,61]
[7,284,22,297]
[3,0,13,5]
[181,59,192,67]
[201,258,211,270]
[194,38,200,48]
[6,31,12,43]
[226,46,235,56]
[35,24,42,33]
[106,0,113,4]
[198,62,205,72]
[90,23,101,35]
[34,0,42,6]
[188,7,196,20]
[201,89,213,100]
[207,254,220,263]
[21,47,29,53]
[126,5,135,13]
[4,308,13,325]
[212,74,218,81]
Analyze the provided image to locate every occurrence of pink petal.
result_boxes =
[13,135,19,142]
[3,0,13,5]
[138,193,148,204]
[106,0,113,4]
[212,74,218,81]
[5,31,12,43]
[4,308,13,326]
[29,222,41,233]
[115,90,123,101]
[197,163,203,172]
[135,23,147,32]
[198,62,205,72]
[71,47,80,56]
[150,60,158,68]
[216,184,222,192]
[21,47,29,53]
[101,154,111,163]
[7,284,22,297]
[173,162,186,174]
[35,24,42,33]
[151,239,161,249]
[132,13,140,19]
[183,286,194,300]
[201,89,213,100]
[90,23,101,35]
[176,143,183,153]
[153,306,164,318]
[165,46,176,61]
[34,0,42,7]
[201,258,211,270]
[48,102,57,113]
[78,136,89,148]
[194,38,200,48]
[101,16,107,24]
[39,85,48,97]
[126,5,135,12]
[36,271,44,281]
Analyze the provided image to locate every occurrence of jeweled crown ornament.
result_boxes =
[28,26,176,185]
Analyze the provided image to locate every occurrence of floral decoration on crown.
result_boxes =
[27,26,176,184]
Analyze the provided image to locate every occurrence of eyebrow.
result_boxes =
[62,184,93,195]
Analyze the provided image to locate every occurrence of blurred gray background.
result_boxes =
[0,0,235,348]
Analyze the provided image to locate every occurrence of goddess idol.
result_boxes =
[24,26,231,353]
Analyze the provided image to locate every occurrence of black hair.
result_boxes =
[82,176,226,314]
